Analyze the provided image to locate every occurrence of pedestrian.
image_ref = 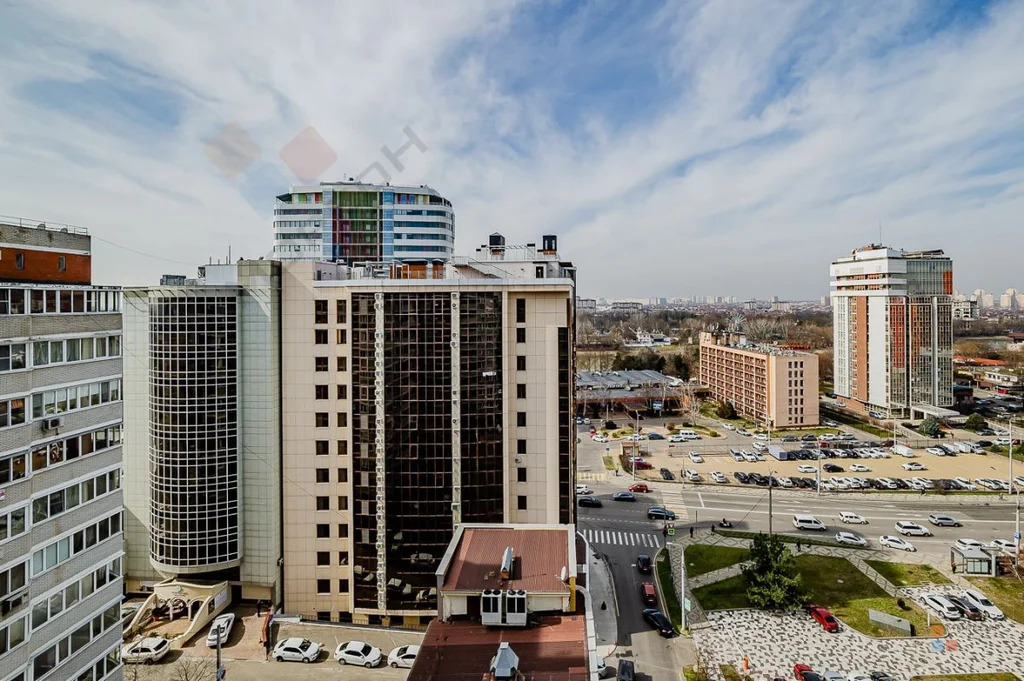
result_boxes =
[796,540,801,552]
[601,601,607,611]
[263,638,271,660]
[951,560,957,574]
[256,600,262,618]
[689,526,694,539]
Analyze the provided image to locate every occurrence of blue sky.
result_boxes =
[0,0,1022,298]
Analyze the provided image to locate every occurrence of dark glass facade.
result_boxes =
[558,325,573,524]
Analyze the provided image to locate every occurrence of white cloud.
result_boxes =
[0,0,1021,299]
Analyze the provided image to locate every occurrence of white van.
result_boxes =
[676,429,698,440]
[793,514,827,531]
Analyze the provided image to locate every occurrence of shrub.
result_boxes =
[605,420,617,430]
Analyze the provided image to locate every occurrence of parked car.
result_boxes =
[783,435,798,442]
[668,434,686,443]
[636,554,652,574]
[387,644,420,669]
[688,451,703,463]
[334,640,383,667]
[647,506,676,520]
[901,462,926,471]
[734,471,750,484]
[617,659,636,681]
[273,638,321,663]
[593,435,609,443]
[895,521,931,536]
[954,538,984,551]
[824,463,843,472]
[206,613,235,648]
[625,434,645,442]
[648,433,665,440]
[794,664,822,681]
[628,483,649,493]
[835,532,868,547]
[575,484,593,495]
[879,535,916,552]
[798,465,817,473]
[839,511,867,524]
[808,605,840,632]
[685,470,701,483]
[988,539,1018,551]
[633,461,653,470]
[123,637,171,664]
[578,496,603,508]
[613,491,636,502]
[640,582,658,606]
[922,595,961,621]
[659,467,675,481]
[946,595,983,621]
[641,609,674,637]
[961,588,1004,619]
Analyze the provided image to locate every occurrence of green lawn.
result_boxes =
[656,549,683,631]
[822,410,891,438]
[601,455,616,471]
[713,529,868,549]
[910,675,1020,681]
[684,545,749,577]
[692,555,932,637]
[865,560,953,587]
[967,577,1024,623]
[775,428,841,437]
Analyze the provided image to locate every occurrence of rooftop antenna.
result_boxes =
[878,220,883,245]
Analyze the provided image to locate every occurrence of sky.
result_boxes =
[1,0,1023,300]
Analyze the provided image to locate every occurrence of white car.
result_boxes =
[688,452,703,463]
[711,471,727,483]
[668,434,686,443]
[839,511,867,524]
[910,477,934,489]
[736,428,751,436]
[334,641,383,668]
[996,438,1011,446]
[575,484,592,495]
[753,433,769,441]
[879,535,916,551]
[895,521,932,536]
[685,470,700,483]
[722,424,736,431]
[206,613,235,648]
[901,462,926,471]
[593,435,608,443]
[926,447,946,456]
[823,419,838,427]
[387,644,420,668]
[1013,475,1024,487]
[962,588,1004,619]
[850,464,870,472]
[954,538,984,551]
[123,637,171,664]
[988,539,1018,551]
[922,594,961,620]
[993,428,1010,436]
[582,418,591,424]
[953,477,976,490]
[273,637,321,663]
[830,477,850,490]
[797,464,817,473]
[875,477,899,490]
[927,514,962,527]
[626,434,645,442]
[731,450,745,461]
[835,531,868,547]
[742,451,758,462]
[752,441,768,452]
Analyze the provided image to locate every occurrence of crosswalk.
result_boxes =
[576,471,611,482]
[581,529,663,548]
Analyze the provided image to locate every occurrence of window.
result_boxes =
[517,495,527,510]
[315,412,329,427]
[315,468,330,483]
[517,439,527,455]
[0,343,27,372]
[315,329,328,344]
[516,298,526,323]
[336,329,347,344]
[336,412,348,427]
[15,253,24,269]
[336,299,347,323]
[516,356,526,371]
[336,356,347,371]
[338,579,350,593]
[316,579,331,594]
[315,496,329,511]
[516,328,526,343]
[316,552,330,567]
[337,468,348,483]
[314,300,328,324]
[517,468,527,483]
[57,256,66,271]
[516,384,527,399]
[0,452,27,485]
[315,357,328,372]
[517,412,527,427]
[337,440,348,456]
[338,496,349,511]
[337,385,347,399]
[316,523,330,538]
[315,440,329,456]
[315,385,328,400]
[338,524,349,539]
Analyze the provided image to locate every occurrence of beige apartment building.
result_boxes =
[699,331,819,427]
[280,234,576,627]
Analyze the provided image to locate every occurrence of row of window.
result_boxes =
[392,233,450,240]
[392,246,450,253]
[274,219,322,228]
[0,424,122,486]
[30,379,122,420]
[32,601,121,680]
[0,335,121,374]
[315,550,350,566]
[32,468,120,525]
[32,511,122,578]
[314,385,348,400]
[31,556,122,631]
[313,300,348,324]
[315,523,350,539]
[275,232,319,241]
[0,288,120,316]
[314,468,349,484]
[312,329,348,344]
[314,357,349,372]
[314,496,350,511]
[316,578,350,595]
[314,440,349,456]
[314,413,348,428]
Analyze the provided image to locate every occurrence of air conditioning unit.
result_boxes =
[42,417,63,431]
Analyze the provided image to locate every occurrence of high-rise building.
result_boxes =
[830,245,953,416]
[280,233,575,627]
[699,332,819,427]
[0,219,124,681]
[272,182,454,266]
[1000,288,1019,310]
[121,261,282,603]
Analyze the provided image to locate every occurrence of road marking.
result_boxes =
[582,530,662,548]
[698,492,706,508]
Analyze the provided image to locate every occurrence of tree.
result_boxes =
[964,413,988,432]
[919,416,942,438]
[172,658,215,681]
[665,353,690,379]
[715,400,737,420]
[742,533,804,610]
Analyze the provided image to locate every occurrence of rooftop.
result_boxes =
[576,370,681,391]
[407,612,589,681]
[441,526,573,594]
[700,331,817,358]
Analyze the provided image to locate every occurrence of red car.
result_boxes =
[808,605,840,633]
[633,461,653,470]
[628,483,650,493]
[794,665,821,681]
[640,582,658,606]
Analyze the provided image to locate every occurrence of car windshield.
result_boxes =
[298,640,313,651]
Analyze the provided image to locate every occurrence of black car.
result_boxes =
[893,478,909,489]
[659,467,675,481]
[870,673,893,681]
[938,479,956,490]
[823,463,843,473]
[647,506,676,520]
[616,659,636,681]
[578,496,603,508]
[648,433,665,440]
[734,471,750,484]
[636,554,652,574]
[946,595,983,620]
[642,608,674,637]
[753,475,769,486]
[782,435,798,442]
[613,491,637,502]
[977,440,993,447]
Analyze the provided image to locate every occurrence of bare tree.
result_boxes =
[173,657,216,681]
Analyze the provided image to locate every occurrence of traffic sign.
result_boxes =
[1015,532,1020,540]
[684,598,692,611]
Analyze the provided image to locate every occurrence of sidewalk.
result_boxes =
[588,552,620,658]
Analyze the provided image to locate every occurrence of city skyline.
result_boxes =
[1,2,1023,297]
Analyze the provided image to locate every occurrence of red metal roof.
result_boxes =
[443,528,571,593]
[407,613,589,681]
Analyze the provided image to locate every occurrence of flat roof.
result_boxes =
[441,526,572,593]
[911,404,962,419]
[576,370,679,390]
[407,613,589,681]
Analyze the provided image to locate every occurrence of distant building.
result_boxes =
[952,299,979,320]
[830,245,953,417]
[1000,288,1019,310]
[576,297,596,311]
[699,332,820,427]
[610,301,643,313]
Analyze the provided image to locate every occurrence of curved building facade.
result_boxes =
[148,291,240,572]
